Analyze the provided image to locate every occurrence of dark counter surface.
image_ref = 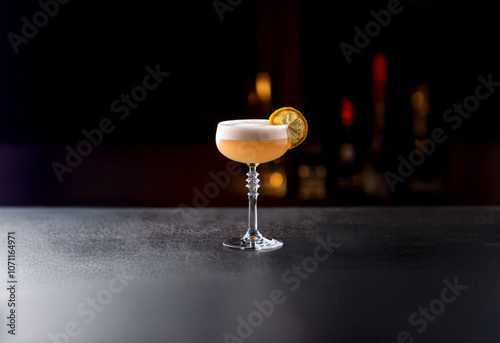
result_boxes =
[1,207,499,342]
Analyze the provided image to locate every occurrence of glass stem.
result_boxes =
[244,163,262,242]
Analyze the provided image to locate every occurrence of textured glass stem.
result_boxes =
[244,163,262,242]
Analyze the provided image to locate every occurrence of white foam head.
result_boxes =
[216,119,288,141]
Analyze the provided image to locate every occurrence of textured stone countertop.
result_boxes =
[1,207,499,343]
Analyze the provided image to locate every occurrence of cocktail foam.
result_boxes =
[216,119,288,141]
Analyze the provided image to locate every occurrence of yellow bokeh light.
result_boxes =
[247,91,260,106]
[256,72,272,102]
[316,187,327,199]
[411,91,425,110]
[298,165,310,178]
[269,172,284,188]
[411,84,429,117]
[316,165,327,178]
[299,187,310,200]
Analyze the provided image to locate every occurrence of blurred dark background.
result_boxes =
[1,0,499,206]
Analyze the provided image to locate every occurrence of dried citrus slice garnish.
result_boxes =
[269,107,308,148]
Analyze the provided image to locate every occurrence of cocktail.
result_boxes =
[215,107,308,250]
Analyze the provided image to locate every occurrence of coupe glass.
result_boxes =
[216,119,289,250]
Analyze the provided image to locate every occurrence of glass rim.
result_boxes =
[217,119,288,129]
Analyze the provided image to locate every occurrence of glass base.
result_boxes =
[223,237,284,251]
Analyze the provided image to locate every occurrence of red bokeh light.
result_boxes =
[341,97,354,128]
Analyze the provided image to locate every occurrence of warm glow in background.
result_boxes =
[1,0,499,206]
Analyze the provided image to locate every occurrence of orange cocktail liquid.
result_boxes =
[216,138,289,164]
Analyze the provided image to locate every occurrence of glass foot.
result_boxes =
[223,237,284,251]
